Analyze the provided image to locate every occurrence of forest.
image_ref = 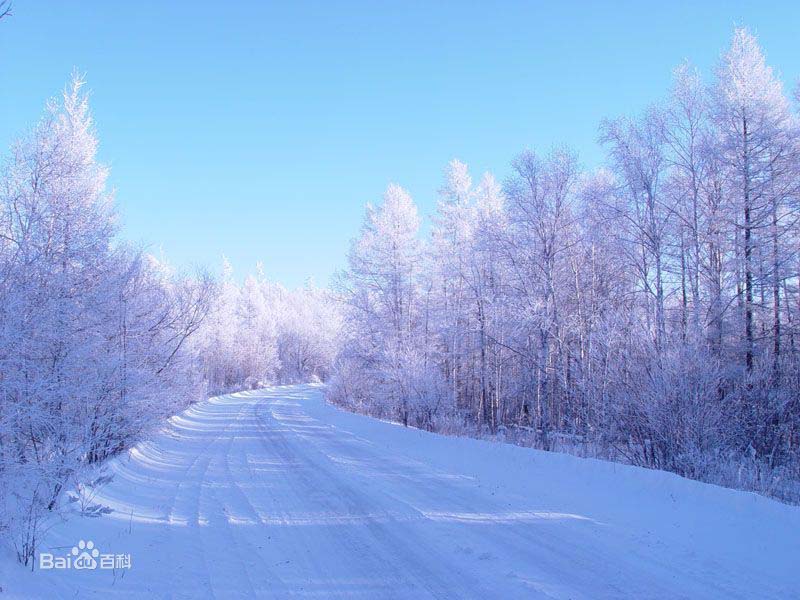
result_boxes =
[327,28,800,503]
[1,27,799,567]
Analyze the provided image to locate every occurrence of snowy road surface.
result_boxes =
[5,384,800,598]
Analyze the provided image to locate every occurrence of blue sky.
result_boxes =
[2,1,799,287]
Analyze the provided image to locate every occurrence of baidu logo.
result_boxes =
[39,539,132,571]
[71,540,99,569]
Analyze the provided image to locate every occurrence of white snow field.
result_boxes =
[2,383,800,599]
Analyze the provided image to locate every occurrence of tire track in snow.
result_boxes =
[252,398,491,599]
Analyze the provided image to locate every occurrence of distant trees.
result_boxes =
[198,260,341,393]
[329,28,800,503]
[276,285,341,383]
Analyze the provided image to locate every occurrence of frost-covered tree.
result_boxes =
[0,75,212,565]
[600,110,673,356]
[503,148,581,445]
[712,28,798,371]
[331,184,441,426]
[427,162,510,432]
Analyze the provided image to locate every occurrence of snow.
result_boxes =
[2,383,799,598]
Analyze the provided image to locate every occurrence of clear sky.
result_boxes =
[2,1,799,287]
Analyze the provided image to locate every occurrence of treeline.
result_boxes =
[0,77,214,564]
[0,77,339,565]
[328,29,800,502]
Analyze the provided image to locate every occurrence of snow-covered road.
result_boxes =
[6,384,800,598]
